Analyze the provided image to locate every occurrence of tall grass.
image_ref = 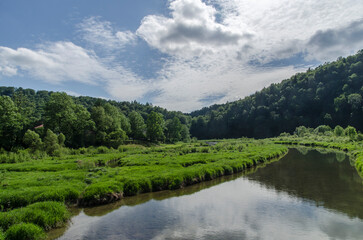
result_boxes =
[0,140,288,234]
[5,223,46,240]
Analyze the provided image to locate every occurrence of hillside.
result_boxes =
[190,50,363,139]
[0,87,191,149]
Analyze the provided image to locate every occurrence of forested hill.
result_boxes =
[0,87,191,149]
[190,50,363,139]
[0,87,189,124]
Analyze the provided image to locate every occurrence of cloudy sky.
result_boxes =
[1,0,363,112]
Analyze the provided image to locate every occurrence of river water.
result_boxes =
[51,148,363,240]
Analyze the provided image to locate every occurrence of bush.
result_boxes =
[5,223,46,240]
[345,126,357,140]
[334,125,344,136]
[0,229,4,240]
[97,146,109,154]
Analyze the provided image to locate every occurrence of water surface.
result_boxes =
[52,148,363,240]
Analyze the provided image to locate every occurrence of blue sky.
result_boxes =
[1,0,363,112]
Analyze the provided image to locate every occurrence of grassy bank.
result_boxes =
[0,139,288,238]
[273,135,363,179]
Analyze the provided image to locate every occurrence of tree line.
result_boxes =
[190,50,363,139]
[2,49,363,148]
[0,91,191,152]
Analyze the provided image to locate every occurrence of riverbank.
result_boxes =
[273,136,363,179]
[0,139,288,239]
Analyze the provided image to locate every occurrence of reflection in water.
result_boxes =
[52,148,363,240]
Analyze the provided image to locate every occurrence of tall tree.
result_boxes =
[146,111,165,142]
[0,96,23,150]
[165,117,182,143]
[129,111,146,140]
[44,92,94,147]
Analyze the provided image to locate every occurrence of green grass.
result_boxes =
[0,139,288,234]
[5,223,46,240]
[0,201,69,231]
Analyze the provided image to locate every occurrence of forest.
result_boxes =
[0,88,191,152]
[190,50,363,139]
[1,49,363,152]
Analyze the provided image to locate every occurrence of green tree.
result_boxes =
[165,117,182,143]
[58,133,66,147]
[91,103,129,146]
[334,125,344,136]
[146,111,165,142]
[347,93,362,110]
[106,129,128,148]
[43,129,60,155]
[0,96,23,150]
[120,113,131,135]
[314,125,332,135]
[180,125,191,142]
[129,111,146,140]
[345,126,357,140]
[23,130,43,152]
[44,92,94,147]
[44,92,76,140]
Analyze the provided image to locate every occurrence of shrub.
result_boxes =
[314,125,331,135]
[79,147,87,154]
[43,129,60,156]
[334,125,344,136]
[23,130,43,152]
[5,223,46,240]
[97,146,109,154]
[0,229,4,240]
[345,126,357,140]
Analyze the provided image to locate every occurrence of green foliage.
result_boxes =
[314,125,331,135]
[43,129,60,156]
[334,125,344,136]
[294,126,313,137]
[44,92,94,148]
[190,50,363,139]
[0,229,4,240]
[345,126,357,140]
[165,117,182,143]
[58,133,66,147]
[180,125,191,142]
[0,201,69,231]
[129,110,146,140]
[5,223,46,240]
[147,111,165,142]
[23,130,42,152]
[0,96,23,150]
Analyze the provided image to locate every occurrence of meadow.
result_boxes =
[0,139,288,239]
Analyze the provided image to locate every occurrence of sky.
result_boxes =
[0,0,363,112]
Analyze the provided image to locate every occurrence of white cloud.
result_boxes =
[78,16,137,50]
[150,55,304,112]
[0,42,149,102]
[0,65,17,76]
[213,0,363,62]
[306,19,363,61]
[0,42,105,84]
[137,0,247,55]
[2,0,363,112]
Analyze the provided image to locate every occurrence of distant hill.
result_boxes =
[190,50,363,139]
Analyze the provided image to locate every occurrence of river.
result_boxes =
[50,148,363,240]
